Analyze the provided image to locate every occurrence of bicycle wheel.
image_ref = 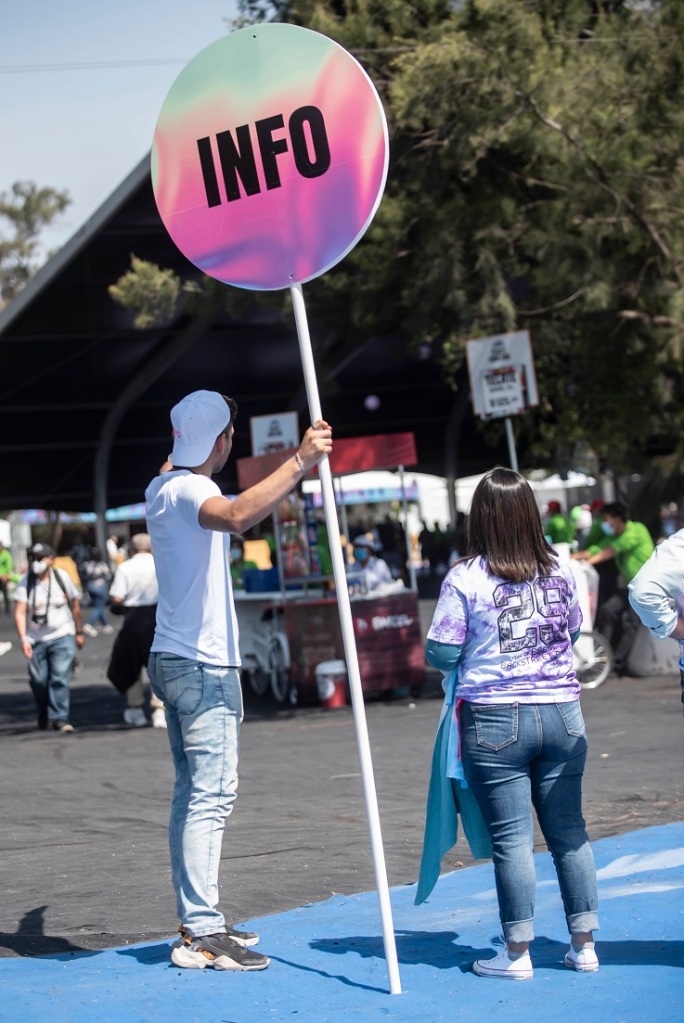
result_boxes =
[244,667,269,697]
[575,630,613,689]
[268,635,290,703]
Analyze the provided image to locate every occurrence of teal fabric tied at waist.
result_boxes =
[414,670,492,905]
[443,668,466,785]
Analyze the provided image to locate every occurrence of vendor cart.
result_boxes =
[234,432,426,704]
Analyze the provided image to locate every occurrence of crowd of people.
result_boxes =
[9,531,165,733]
[1,406,682,982]
[1,484,669,738]
[137,391,683,978]
[419,516,467,574]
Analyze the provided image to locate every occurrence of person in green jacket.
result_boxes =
[572,501,654,675]
[544,500,575,545]
[0,540,15,615]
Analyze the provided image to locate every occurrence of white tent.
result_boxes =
[304,469,600,535]
[302,470,440,536]
[451,470,598,519]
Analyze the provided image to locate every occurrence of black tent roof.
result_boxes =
[0,155,507,514]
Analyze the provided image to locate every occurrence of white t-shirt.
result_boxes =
[145,470,240,666]
[14,567,78,644]
[109,552,158,607]
[348,554,394,592]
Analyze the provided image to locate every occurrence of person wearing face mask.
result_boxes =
[13,543,85,732]
[348,534,394,593]
[572,502,654,676]
[228,536,257,590]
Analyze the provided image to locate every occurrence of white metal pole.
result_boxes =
[290,283,402,995]
[398,465,417,591]
[335,475,352,558]
[272,505,286,595]
[505,416,519,472]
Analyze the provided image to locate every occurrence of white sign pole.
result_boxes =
[505,417,519,472]
[291,282,402,996]
[398,464,417,591]
[334,475,352,551]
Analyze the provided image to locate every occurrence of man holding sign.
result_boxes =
[151,24,402,993]
[146,390,332,971]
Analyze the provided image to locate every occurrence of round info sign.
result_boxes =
[152,23,389,291]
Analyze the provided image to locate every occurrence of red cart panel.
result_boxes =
[285,590,425,700]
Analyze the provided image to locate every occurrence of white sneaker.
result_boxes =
[82,624,98,637]
[473,948,534,980]
[151,707,167,729]
[564,944,599,972]
[0,641,12,656]
[101,624,114,635]
[123,707,148,728]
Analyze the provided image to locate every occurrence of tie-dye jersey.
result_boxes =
[427,555,582,704]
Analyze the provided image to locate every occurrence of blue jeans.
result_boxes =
[460,700,599,944]
[148,652,243,937]
[87,580,109,627]
[28,634,75,723]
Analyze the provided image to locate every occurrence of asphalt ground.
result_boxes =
[0,609,682,961]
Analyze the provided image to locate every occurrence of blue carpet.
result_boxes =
[1,822,682,1023]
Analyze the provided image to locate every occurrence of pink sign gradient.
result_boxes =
[152,24,389,291]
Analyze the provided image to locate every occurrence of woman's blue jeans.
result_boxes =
[460,700,599,944]
[87,581,108,627]
[148,652,243,937]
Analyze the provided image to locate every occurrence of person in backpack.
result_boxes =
[81,547,113,637]
[13,543,85,733]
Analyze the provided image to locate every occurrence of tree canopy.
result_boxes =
[115,0,684,478]
[233,0,684,476]
[0,181,70,309]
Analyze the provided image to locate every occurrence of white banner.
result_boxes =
[466,329,538,419]
[250,412,300,456]
[482,364,524,417]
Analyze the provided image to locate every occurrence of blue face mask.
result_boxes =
[601,521,616,537]
[230,547,242,560]
[354,547,369,562]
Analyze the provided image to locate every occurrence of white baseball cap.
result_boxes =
[170,390,231,467]
[352,534,379,552]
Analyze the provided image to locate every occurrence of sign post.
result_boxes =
[152,23,400,994]
[465,329,539,471]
